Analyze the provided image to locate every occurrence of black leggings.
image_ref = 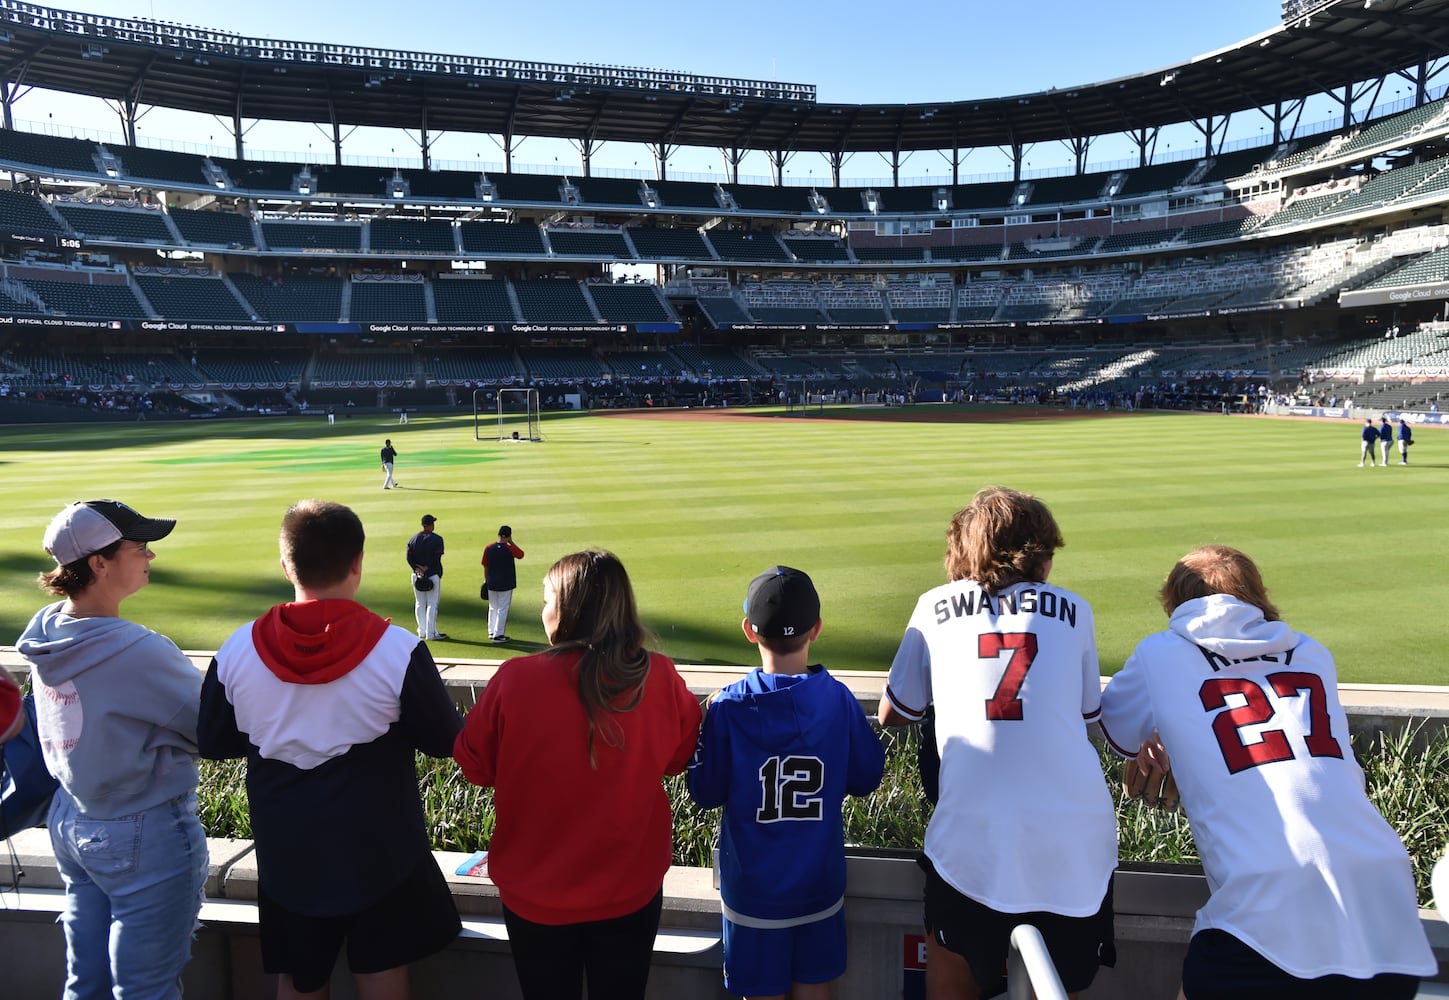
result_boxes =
[501,890,664,1000]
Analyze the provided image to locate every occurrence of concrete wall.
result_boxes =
[2,830,1446,999]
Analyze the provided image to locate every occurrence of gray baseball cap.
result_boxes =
[43,499,176,565]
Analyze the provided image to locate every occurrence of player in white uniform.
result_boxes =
[880,486,1117,999]
[1099,545,1434,1000]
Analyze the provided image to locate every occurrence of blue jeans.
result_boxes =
[49,790,209,1000]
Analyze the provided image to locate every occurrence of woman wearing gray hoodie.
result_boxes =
[17,499,207,1000]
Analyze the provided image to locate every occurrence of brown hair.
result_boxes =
[945,486,1063,593]
[1158,544,1281,621]
[38,539,124,597]
[756,631,812,656]
[545,550,653,768]
[280,500,365,588]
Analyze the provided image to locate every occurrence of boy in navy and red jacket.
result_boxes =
[199,499,462,998]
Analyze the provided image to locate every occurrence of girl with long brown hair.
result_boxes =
[454,549,701,1000]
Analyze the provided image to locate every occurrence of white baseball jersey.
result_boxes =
[1099,594,1435,979]
[884,579,1117,916]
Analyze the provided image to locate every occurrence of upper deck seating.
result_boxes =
[370,219,457,255]
[22,278,147,317]
[784,237,850,263]
[432,279,518,323]
[54,204,171,243]
[491,173,566,203]
[260,221,362,252]
[458,222,546,257]
[651,180,721,209]
[350,281,427,322]
[135,275,250,321]
[707,230,791,262]
[513,280,595,323]
[114,145,210,186]
[587,284,671,323]
[0,189,63,235]
[547,229,632,258]
[170,208,257,248]
[230,274,343,322]
[627,226,711,260]
[0,131,99,174]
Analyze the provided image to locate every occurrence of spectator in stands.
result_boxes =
[380,438,398,489]
[17,500,208,999]
[1099,545,1435,1000]
[406,514,446,641]
[199,500,462,1000]
[481,525,524,643]
[688,565,885,999]
[1359,419,1378,467]
[878,487,1116,1000]
[453,550,701,1000]
[1398,418,1413,464]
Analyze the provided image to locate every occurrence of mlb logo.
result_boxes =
[274,325,286,333]
[109,321,121,329]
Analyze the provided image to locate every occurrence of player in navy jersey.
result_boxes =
[1100,545,1433,1000]
[689,566,885,999]
[880,487,1117,1000]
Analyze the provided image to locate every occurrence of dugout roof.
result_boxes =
[0,0,1447,156]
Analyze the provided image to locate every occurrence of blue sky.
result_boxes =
[8,1,1400,182]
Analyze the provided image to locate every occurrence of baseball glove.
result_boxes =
[1122,759,1180,811]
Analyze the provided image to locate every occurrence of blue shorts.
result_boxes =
[723,905,847,996]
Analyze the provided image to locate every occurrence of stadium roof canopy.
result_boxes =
[0,0,1447,159]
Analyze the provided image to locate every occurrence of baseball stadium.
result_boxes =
[1,0,1448,996]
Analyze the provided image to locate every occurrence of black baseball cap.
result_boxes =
[498,525,511,536]
[421,514,437,525]
[44,499,176,565]
[745,566,821,639]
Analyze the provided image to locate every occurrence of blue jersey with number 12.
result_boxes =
[688,666,885,924]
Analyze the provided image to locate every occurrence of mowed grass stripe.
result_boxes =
[0,409,1440,682]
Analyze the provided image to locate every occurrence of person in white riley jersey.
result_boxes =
[879,486,1117,1000]
[1100,545,1434,1000]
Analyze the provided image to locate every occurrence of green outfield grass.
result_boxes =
[0,406,1442,682]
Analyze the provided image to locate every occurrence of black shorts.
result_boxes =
[259,852,461,993]
[919,854,1115,997]
[1182,929,1420,1000]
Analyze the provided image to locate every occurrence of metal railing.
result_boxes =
[1006,924,1069,1000]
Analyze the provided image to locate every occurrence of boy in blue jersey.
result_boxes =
[689,566,886,1000]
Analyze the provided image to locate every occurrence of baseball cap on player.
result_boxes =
[498,525,511,536]
[745,565,821,639]
[421,514,437,526]
[43,499,176,566]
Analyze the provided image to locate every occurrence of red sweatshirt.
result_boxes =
[454,648,701,924]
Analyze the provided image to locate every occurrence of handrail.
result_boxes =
[1006,924,1068,1000]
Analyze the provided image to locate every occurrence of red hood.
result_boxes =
[251,599,391,684]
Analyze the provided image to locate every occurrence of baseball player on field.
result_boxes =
[1099,545,1434,1000]
[879,486,1117,1000]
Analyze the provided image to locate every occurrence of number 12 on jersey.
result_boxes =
[757,755,825,822]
